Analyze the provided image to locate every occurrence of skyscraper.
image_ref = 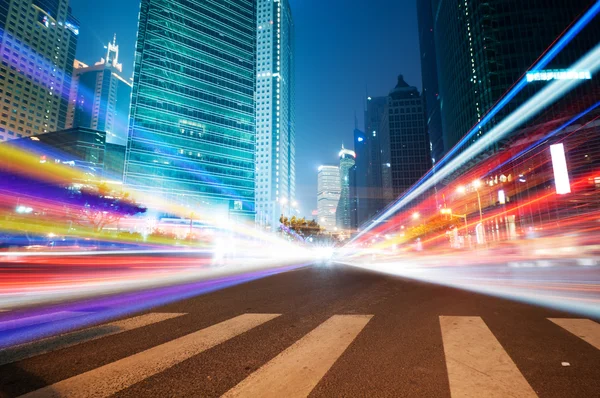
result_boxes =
[317,165,340,232]
[416,0,443,164]
[67,36,132,145]
[0,0,79,141]
[124,0,257,222]
[363,96,388,223]
[336,146,356,231]
[387,76,431,198]
[255,0,295,229]
[432,0,600,154]
[352,128,367,228]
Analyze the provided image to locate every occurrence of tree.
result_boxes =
[279,215,323,239]
[68,183,147,232]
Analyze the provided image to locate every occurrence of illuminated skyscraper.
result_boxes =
[336,146,356,231]
[0,0,79,141]
[67,35,132,145]
[317,165,340,232]
[124,0,256,222]
[255,0,295,229]
[432,0,600,154]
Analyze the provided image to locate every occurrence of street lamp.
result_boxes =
[472,180,484,225]
[457,180,485,244]
[279,198,288,218]
[412,212,420,220]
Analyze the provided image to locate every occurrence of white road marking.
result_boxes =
[0,312,186,366]
[440,316,537,398]
[19,313,280,398]
[0,311,91,332]
[549,318,600,350]
[223,314,373,398]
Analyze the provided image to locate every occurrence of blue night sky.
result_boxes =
[69,0,421,217]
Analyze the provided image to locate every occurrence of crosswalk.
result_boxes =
[1,311,599,397]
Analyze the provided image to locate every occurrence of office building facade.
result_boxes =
[124,0,257,222]
[336,146,356,231]
[416,0,443,164]
[362,96,389,224]
[317,165,340,231]
[351,128,367,228]
[432,0,600,154]
[3,126,124,179]
[255,0,295,229]
[388,76,431,198]
[67,36,132,145]
[0,0,79,141]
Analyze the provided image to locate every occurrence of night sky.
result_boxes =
[69,0,422,217]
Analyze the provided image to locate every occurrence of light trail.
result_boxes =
[410,2,600,188]
[351,42,600,243]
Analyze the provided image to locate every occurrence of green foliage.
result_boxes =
[279,215,323,238]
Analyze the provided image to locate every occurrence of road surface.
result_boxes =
[1,263,599,397]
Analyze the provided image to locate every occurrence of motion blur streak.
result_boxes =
[341,258,600,320]
[405,2,600,195]
[352,42,600,242]
[0,241,314,309]
[0,260,307,348]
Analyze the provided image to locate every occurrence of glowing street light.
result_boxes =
[456,186,466,194]
[412,212,420,220]
[472,179,482,189]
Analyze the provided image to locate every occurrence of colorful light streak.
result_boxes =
[0,260,309,348]
[352,42,600,242]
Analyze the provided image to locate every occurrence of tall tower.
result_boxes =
[255,0,295,229]
[317,165,340,232]
[336,146,356,231]
[387,76,431,198]
[124,0,257,222]
[416,0,443,164]
[0,0,79,141]
[67,35,132,145]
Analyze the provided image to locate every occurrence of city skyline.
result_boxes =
[68,0,421,218]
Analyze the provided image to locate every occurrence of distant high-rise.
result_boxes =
[255,0,295,229]
[352,128,367,228]
[432,0,600,154]
[388,76,431,198]
[67,36,132,145]
[416,0,443,164]
[336,146,356,231]
[0,0,79,141]
[317,165,340,232]
[124,0,256,222]
[363,96,388,223]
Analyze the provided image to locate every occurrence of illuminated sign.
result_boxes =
[526,69,591,83]
[550,143,571,194]
[498,190,506,204]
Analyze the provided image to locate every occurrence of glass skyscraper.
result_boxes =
[0,0,79,141]
[67,36,132,146]
[432,0,600,154]
[336,146,356,231]
[317,165,340,232]
[255,0,295,229]
[124,0,257,222]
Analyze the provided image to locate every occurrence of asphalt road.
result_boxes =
[1,263,599,397]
